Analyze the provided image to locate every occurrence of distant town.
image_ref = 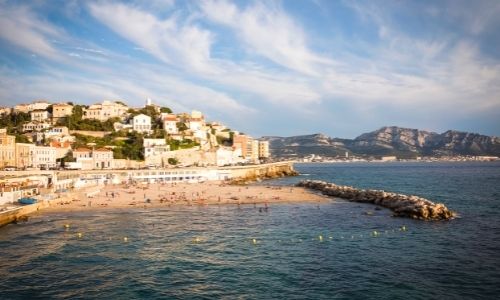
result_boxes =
[0,99,270,170]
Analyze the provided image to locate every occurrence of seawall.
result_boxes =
[297,180,456,220]
[228,162,298,184]
[0,194,76,228]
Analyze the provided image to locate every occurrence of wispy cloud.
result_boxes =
[201,0,334,76]
[0,0,499,137]
[89,1,216,73]
[0,5,62,59]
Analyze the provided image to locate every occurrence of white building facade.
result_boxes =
[132,114,152,134]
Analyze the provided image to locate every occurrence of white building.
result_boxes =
[31,100,51,111]
[132,114,152,134]
[33,146,57,169]
[30,110,50,122]
[73,147,114,169]
[162,114,178,134]
[82,100,128,121]
[216,147,244,166]
[143,138,170,158]
[93,148,114,169]
[22,122,52,132]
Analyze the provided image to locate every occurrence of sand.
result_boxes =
[45,181,329,212]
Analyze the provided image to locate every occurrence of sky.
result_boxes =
[0,0,499,138]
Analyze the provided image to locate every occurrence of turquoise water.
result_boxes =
[1,162,499,299]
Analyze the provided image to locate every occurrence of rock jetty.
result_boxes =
[296,180,456,220]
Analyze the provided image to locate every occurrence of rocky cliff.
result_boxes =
[261,126,500,158]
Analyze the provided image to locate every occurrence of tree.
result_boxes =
[160,107,172,113]
[168,158,178,165]
[15,134,30,143]
[176,122,188,132]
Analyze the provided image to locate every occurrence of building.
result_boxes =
[15,143,35,169]
[143,138,170,158]
[216,147,244,166]
[93,148,114,169]
[30,110,50,122]
[0,107,11,116]
[32,146,57,169]
[381,156,398,161]
[232,134,249,157]
[73,147,114,170]
[82,100,128,121]
[14,103,32,113]
[49,140,72,159]
[22,121,52,132]
[131,114,152,133]
[258,141,270,159]
[188,110,204,132]
[0,130,16,168]
[162,114,179,134]
[31,100,51,111]
[232,134,259,163]
[52,103,73,124]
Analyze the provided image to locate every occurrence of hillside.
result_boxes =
[261,126,500,158]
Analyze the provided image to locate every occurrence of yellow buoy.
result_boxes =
[193,237,201,243]
[64,224,70,229]
[252,238,257,245]
[318,235,323,242]
[123,237,128,242]
[77,232,83,238]
[373,230,378,237]
[402,225,407,231]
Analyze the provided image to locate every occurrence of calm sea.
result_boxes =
[1,162,499,299]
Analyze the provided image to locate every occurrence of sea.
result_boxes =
[0,162,499,299]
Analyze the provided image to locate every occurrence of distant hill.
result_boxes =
[261,126,500,158]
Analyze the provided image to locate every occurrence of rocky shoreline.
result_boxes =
[296,180,456,220]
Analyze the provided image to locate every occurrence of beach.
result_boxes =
[44,181,328,212]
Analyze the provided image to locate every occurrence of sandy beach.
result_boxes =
[45,182,329,212]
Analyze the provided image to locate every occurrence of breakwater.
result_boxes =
[296,180,456,220]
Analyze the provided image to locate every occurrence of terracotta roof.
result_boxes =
[73,147,91,152]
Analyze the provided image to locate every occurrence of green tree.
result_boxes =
[15,134,30,143]
[160,107,172,113]
[176,122,188,132]
[168,158,178,165]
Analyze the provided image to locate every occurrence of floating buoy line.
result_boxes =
[60,224,410,244]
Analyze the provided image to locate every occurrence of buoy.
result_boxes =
[373,230,378,237]
[77,232,83,238]
[318,235,323,242]
[252,238,257,245]
[64,224,70,229]
[123,237,128,242]
[401,225,407,231]
[193,237,201,243]
[329,236,333,240]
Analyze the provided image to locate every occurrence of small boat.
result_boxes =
[18,197,38,205]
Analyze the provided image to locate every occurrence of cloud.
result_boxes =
[88,1,216,73]
[0,5,62,59]
[201,0,334,75]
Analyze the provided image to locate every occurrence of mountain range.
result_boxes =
[261,126,500,158]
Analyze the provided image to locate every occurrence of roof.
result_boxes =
[73,147,91,152]
[134,113,151,119]
[94,147,113,152]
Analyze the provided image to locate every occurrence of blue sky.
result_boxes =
[0,0,499,138]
